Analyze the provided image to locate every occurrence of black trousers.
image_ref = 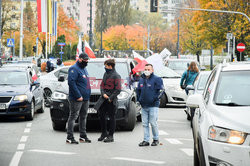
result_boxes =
[99,100,116,136]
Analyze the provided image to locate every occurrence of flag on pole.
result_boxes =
[132,51,148,74]
[47,0,52,34]
[132,51,145,63]
[84,40,96,58]
[37,0,47,33]
[76,36,82,60]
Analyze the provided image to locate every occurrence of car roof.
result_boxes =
[0,67,27,72]
[221,62,250,71]
[167,59,197,62]
[88,58,134,63]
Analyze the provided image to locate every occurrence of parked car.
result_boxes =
[166,59,204,75]
[154,66,186,107]
[50,58,141,131]
[0,67,44,120]
[186,62,250,166]
[185,71,211,121]
[40,66,70,106]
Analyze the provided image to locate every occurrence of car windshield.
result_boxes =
[154,67,181,78]
[88,62,129,79]
[197,73,210,90]
[0,71,28,85]
[167,61,190,70]
[214,71,250,106]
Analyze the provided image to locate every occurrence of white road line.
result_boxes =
[20,136,28,143]
[17,144,25,150]
[112,157,165,165]
[26,123,32,128]
[159,130,169,135]
[24,128,31,133]
[158,120,187,124]
[180,148,194,157]
[9,151,23,166]
[29,149,76,155]
[165,138,183,144]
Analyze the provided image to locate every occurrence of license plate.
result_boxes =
[87,108,97,114]
[0,104,6,110]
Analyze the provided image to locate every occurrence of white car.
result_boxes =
[154,66,187,107]
[187,62,250,166]
[40,66,70,106]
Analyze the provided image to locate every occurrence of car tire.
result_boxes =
[193,142,199,166]
[25,101,35,121]
[37,99,45,113]
[52,121,66,131]
[159,94,167,108]
[44,88,52,107]
[123,101,136,131]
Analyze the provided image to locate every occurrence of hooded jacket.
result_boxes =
[180,70,198,86]
[68,61,91,101]
[136,73,164,108]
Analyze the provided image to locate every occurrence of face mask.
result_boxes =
[144,70,151,76]
[105,67,112,72]
[80,61,88,68]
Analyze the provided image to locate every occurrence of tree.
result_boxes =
[23,1,36,33]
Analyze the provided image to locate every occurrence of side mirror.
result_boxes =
[186,85,195,91]
[186,94,203,108]
[58,75,65,82]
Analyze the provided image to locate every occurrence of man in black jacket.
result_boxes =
[96,59,121,143]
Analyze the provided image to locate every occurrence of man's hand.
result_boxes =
[103,94,109,99]
[77,97,83,101]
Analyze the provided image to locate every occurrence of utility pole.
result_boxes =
[210,45,213,70]
[147,24,150,56]
[89,0,93,47]
[19,0,24,59]
[0,0,2,57]
[177,19,180,59]
[100,0,103,56]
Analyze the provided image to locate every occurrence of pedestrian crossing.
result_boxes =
[159,130,194,157]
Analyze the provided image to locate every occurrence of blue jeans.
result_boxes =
[141,107,159,142]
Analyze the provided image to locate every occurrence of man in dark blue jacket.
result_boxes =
[66,53,91,144]
[137,64,164,147]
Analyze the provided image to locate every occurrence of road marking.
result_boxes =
[24,128,31,133]
[111,157,165,165]
[17,144,25,150]
[158,119,187,124]
[159,130,169,135]
[180,148,194,157]
[9,151,23,166]
[165,138,183,144]
[29,149,76,155]
[26,123,32,128]
[20,136,28,142]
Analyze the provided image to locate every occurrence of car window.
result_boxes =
[204,70,217,104]
[154,67,181,78]
[214,71,250,106]
[168,61,188,70]
[58,68,69,78]
[197,73,210,90]
[54,70,60,78]
[0,71,29,85]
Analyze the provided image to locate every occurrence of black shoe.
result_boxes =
[151,140,159,146]
[66,138,79,144]
[79,136,91,143]
[98,134,107,141]
[138,141,150,147]
[103,136,114,143]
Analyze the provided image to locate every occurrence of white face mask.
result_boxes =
[144,70,151,76]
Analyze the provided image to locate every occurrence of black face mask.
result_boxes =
[79,61,88,68]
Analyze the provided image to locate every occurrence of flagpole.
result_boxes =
[49,33,51,54]
[19,0,24,59]
[46,32,48,59]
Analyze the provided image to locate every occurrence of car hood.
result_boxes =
[209,105,250,133]
[162,78,180,86]
[0,85,29,96]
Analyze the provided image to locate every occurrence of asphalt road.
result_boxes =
[0,106,193,166]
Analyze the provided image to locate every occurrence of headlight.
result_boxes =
[117,91,129,100]
[52,92,67,100]
[14,95,28,102]
[208,126,246,145]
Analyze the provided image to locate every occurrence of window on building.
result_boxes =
[172,0,175,4]
[12,6,16,11]
[145,0,148,2]
[87,17,90,20]
[145,5,148,9]
[87,3,90,7]
[10,23,16,29]
[11,15,16,19]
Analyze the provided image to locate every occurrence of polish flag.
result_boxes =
[37,0,47,33]
[132,51,148,74]
[76,36,82,60]
[32,69,38,81]
[132,51,145,63]
[84,40,96,58]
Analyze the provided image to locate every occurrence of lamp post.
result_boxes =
[19,0,24,59]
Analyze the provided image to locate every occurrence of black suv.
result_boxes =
[50,58,141,131]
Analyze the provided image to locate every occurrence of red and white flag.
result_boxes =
[76,36,82,60]
[132,51,145,63]
[132,51,148,74]
[37,0,47,33]
[84,40,96,58]
[32,69,38,81]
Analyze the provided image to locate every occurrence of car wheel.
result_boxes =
[37,99,45,113]
[52,121,66,131]
[123,101,136,131]
[44,88,52,107]
[25,101,35,121]
[193,142,199,166]
[159,94,167,108]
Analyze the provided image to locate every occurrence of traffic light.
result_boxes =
[33,46,36,53]
[150,0,158,12]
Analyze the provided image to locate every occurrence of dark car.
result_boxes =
[50,58,141,131]
[0,67,44,120]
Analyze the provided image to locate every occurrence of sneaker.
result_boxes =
[79,136,91,143]
[138,141,150,147]
[66,138,79,144]
[98,134,107,141]
[151,140,159,146]
[103,136,114,143]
